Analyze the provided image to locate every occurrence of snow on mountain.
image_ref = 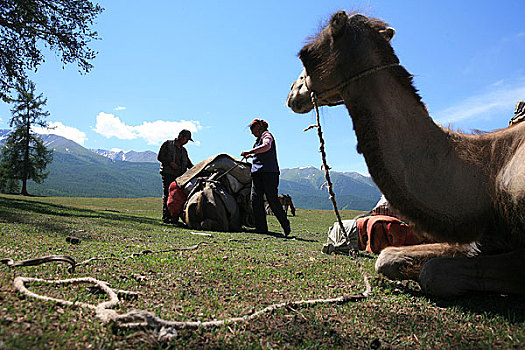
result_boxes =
[0,129,158,163]
[90,149,158,163]
[0,129,10,142]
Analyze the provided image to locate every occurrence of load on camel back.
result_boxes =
[323,196,432,255]
[167,154,255,232]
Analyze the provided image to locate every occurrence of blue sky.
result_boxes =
[0,0,524,174]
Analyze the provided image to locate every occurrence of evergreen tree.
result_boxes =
[0,0,103,101]
[0,166,20,193]
[0,79,53,195]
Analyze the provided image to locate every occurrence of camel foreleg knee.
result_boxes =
[375,247,421,281]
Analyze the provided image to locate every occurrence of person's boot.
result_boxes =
[283,220,291,237]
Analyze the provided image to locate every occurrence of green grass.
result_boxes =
[0,193,524,349]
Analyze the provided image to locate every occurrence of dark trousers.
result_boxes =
[161,173,177,221]
[251,172,290,233]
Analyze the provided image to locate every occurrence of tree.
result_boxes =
[0,168,20,193]
[0,78,53,195]
[0,0,103,101]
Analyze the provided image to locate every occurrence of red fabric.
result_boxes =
[371,203,397,218]
[167,181,187,218]
[356,215,425,254]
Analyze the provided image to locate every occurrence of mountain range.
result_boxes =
[0,130,381,210]
[90,148,158,162]
[279,167,381,210]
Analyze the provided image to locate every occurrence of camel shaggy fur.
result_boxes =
[287,11,525,297]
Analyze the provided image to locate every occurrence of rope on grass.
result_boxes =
[1,255,76,272]
[0,243,209,272]
[5,239,370,343]
[13,274,367,343]
[305,90,372,298]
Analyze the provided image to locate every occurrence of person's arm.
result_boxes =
[158,141,179,170]
[241,131,273,157]
[157,141,170,163]
[185,148,194,169]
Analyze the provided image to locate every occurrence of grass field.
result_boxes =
[0,193,524,349]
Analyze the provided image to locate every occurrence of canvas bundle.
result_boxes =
[170,154,254,232]
[323,214,428,255]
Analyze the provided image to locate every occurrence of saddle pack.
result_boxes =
[323,214,428,255]
[169,154,254,232]
[356,215,425,254]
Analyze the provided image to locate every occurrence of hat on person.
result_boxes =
[249,118,268,130]
[178,129,194,141]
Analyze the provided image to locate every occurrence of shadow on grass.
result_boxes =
[434,294,525,323]
[374,276,525,323]
[249,230,318,243]
[0,195,160,234]
[172,312,366,349]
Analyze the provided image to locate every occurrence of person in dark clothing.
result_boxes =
[157,129,194,224]
[241,119,291,237]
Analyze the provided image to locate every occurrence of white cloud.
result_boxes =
[94,112,202,145]
[94,112,136,139]
[135,120,201,145]
[434,80,525,125]
[34,122,87,145]
[114,106,126,111]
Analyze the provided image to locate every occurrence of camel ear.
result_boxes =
[330,11,348,37]
[379,27,396,42]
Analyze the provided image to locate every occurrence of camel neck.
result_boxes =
[343,67,491,240]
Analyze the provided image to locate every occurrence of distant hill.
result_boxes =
[279,167,381,211]
[91,148,158,163]
[0,130,381,209]
[0,130,161,198]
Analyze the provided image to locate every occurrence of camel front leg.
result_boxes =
[375,243,474,281]
[419,250,525,297]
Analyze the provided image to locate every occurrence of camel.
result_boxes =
[265,194,296,216]
[286,11,525,297]
[281,194,296,216]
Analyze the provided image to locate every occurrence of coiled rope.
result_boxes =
[3,237,368,342]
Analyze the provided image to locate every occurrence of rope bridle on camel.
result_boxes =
[300,63,402,298]
[304,82,373,299]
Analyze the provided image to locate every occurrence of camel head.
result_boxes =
[287,11,396,114]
